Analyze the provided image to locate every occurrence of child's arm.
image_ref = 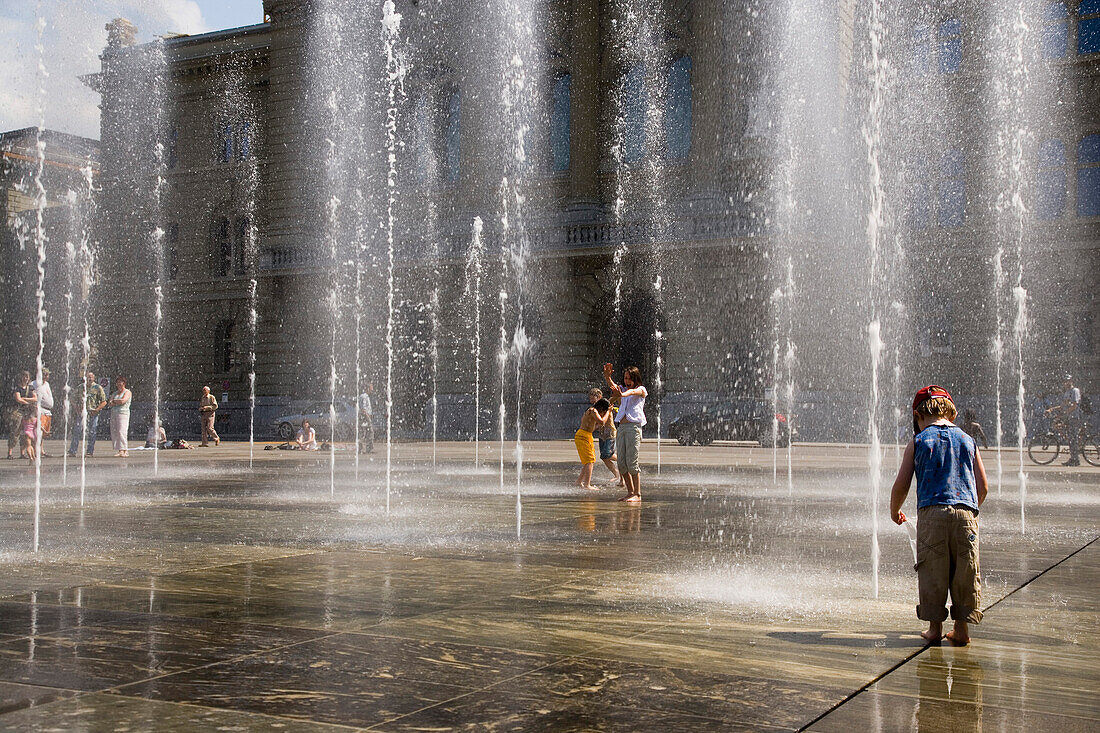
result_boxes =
[888,440,916,525]
[619,386,647,397]
[974,448,988,507]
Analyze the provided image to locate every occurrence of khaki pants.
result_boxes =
[916,505,982,624]
[201,412,219,444]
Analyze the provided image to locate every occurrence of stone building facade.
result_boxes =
[87,0,1098,442]
[0,128,99,391]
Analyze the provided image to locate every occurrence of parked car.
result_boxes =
[272,401,356,440]
[668,400,793,447]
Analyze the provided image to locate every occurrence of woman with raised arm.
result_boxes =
[603,363,647,502]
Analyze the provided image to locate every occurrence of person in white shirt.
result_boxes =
[602,363,648,503]
[30,367,53,438]
[296,420,318,451]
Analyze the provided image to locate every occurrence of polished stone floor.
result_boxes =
[0,441,1096,731]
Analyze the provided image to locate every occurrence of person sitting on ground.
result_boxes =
[960,408,988,449]
[589,388,622,486]
[889,385,988,646]
[144,419,168,449]
[575,396,612,490]
[296,419,318,451]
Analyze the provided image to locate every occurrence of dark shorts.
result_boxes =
[598,437,615,460]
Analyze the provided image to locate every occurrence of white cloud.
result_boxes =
[0,1,209,140]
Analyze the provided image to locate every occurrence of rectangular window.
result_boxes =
[550,73,571,173]
[1081,1,1100,54]
[1038,168,1068,218]
[666,55,693,160]
[214,217,231,276]
[218,122,233,164]
[938,19,962,74]
[166,223,179,281]
[238,122,251,161]
[911,25,931,74]
[444,89,461,184]
[234,216,250,274]
[167,127,178,169]
[938,150,965,227]
[1077,167,1100,215]
[623,63,647,163]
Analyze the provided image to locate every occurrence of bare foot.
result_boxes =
[941,625,968,642]
[617,495,632,501]
[920,622,943,642]
[625,495,641,503]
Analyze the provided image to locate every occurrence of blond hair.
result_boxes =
[588,388,603,400]
[915,395,957,422]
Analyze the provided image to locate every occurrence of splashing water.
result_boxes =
[31,7,47,552]
[465,217,485,465]
[382,0,404,513]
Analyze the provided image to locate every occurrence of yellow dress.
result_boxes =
[574,428,596,464]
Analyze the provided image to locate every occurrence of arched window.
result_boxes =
[212,216,231,276]
[938,19,962,73]
[444,87,461,183]
[1077,133,1100,216]
[622,62,647,163]
[937,149,965,227]
[214,320,234,373]
[549,72,571,172]
[666,54,692,160]
[1036,138,1067,219]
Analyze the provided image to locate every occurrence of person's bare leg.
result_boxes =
[945,620,969,645]
[921,621,943,642]
[581,463,597,489]
[619,472,634,500]
[602,457,620,483]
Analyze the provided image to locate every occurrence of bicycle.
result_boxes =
[1027,416,1100,466]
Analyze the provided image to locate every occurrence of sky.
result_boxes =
[0,0,265,140]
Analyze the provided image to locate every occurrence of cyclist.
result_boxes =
[1046,374,1082,467]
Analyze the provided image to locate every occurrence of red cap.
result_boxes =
[912,385,953,411]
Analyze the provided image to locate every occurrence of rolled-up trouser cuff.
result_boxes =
[916,604,949,623]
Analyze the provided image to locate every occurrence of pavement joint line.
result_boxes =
[796,533,1100,732]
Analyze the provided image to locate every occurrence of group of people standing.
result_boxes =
[574,363,648,502]
[5,369,132,463]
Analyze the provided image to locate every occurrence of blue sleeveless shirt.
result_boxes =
[914,424,979,512]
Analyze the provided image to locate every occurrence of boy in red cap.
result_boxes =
[889,385,989,645]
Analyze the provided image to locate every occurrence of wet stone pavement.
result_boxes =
[0,441,1096,731]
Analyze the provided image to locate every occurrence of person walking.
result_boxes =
[603,363,647,502]
[68,371,107,457]
[199,386,220,447]
[109,376,132,457]
[7,371,36,459]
